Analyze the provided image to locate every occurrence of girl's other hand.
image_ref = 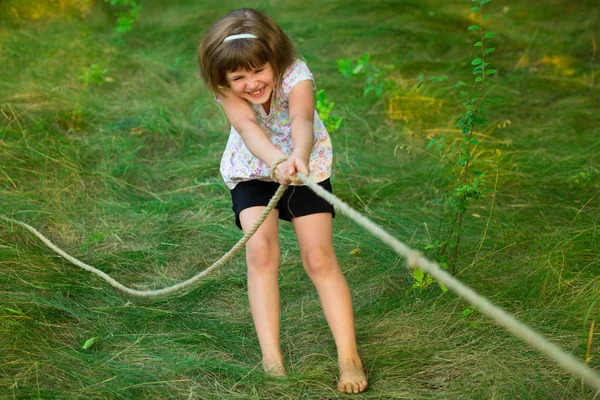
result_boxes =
[275,155,309,185]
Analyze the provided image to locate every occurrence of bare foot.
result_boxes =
[338,358,368,393]
[263,357,287,377]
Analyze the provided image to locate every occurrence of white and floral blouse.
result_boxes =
[216,59,332,189]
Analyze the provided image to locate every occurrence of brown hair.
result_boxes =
[198,9,297,97]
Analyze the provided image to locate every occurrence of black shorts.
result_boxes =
[230,179,335,229]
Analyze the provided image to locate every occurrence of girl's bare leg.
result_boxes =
[292,213,367,393]
[239,207,286,376]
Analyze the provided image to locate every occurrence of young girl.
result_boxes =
[198,8,368,394]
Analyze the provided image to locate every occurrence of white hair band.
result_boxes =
[223,33,258,43]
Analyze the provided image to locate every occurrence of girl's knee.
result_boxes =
[246,236,279,271]
[302,245,337,278]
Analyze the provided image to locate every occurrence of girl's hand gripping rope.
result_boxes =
[271,154,310,185]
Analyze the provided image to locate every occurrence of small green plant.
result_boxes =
[461,305,479,328]
[82,336,98,350]
[568,170,593,189]
[337,54,396,98]
[78,62,108,86]
[409,268,448,293]
[104,0,142,33]
[418,0,500,271]
[315,89,343,133]
[461,305,478,318]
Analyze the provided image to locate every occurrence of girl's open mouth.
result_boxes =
[248,87,265,98]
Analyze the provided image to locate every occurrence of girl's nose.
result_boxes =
[247,77,258,89]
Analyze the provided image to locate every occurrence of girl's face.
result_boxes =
[225,63,275,106]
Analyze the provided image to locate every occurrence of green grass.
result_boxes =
[1,0,599,398]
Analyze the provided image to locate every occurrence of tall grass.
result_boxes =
[1,0,599,398]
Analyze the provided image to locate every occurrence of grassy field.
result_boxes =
[1,0,599,398]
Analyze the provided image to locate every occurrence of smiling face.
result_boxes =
[225,63,275,106]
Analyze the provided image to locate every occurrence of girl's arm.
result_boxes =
[283,80,315,183]
[219,90,285,168]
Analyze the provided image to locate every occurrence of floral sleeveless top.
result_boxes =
[217,59,333,189]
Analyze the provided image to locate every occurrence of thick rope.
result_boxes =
[294,173,600,392]
[0,184,288,298]
[2,172,600,390]
[269,155,289,183]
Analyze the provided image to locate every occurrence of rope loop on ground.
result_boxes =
[0,183,288,298]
